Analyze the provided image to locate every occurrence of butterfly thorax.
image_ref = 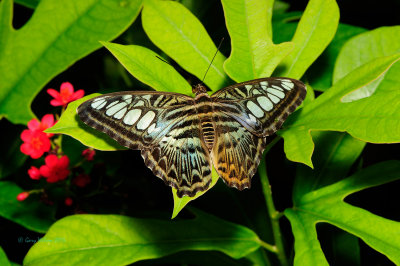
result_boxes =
[193,90,215,151]
[192,83,207,95]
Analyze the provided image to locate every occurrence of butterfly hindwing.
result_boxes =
[141,116,212,197]
[212,78,306,136]
[211,112,266,189]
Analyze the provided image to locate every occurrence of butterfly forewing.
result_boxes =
[212,78,306,136]
[77,91,212,196]
[77,91,194,149]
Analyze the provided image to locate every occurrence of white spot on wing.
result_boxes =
[137,111,156,130]
[252,89,262,95]
[272,85,284,91]
[248,114,257,123]
[106,101,119,109]
[122,95,133,104]
[142,95,151,101]
[106,102,127,116]
[246,101,264,118]
[257,96,273,111]
[268,87,285,99]
[114,107,127,119]
[123,109,141,125]
[147,123,156,133]
[91,99,106,109]
[134,100,145,107]
[260,81,268,86]
[268,94,280,104]
[281,80,294,90]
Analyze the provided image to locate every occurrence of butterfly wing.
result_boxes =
[77,91,212,197]
[141,116,212,197]
[212,77,306,136]
[211,112,266,189]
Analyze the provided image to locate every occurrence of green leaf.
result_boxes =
[14,0,39,9]
[279,53,400,167]
[171,168,219,219]
[0,181,56,233]
[101,42,192,95]
[45,95,126,151]
[0,0,143,124]
[221,0,293,82]
[0,247,10,266]
[286,161,400,265]
[293,131,365,202]
[306,24,367,91]
[142,0,230,91]
[276,0,339,79]
[333,26,400,102]
[24,210,261,265]
[334,26,400,82]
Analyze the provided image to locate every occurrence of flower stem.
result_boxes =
[258,137,288,266]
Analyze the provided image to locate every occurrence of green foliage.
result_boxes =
[280,53,400,167]
[24,209,261,265]
[286,161,400,265]
[0,0,143,124]
[142,0,230,91]
[0,181,55,233]
[276,0,339,79]
[222,0,293,81]
[1,0,400,265]
[0,247,10,266]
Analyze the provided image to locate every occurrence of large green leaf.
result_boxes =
[286,161,400,265]
[333,26,400,102]
[142,0,230,91]
[102,42,192,95]
[306,24,367,91]
[24,210,261,265]
[293,131,365,203]
[0,247,10,266]
[221,0,293,82]
[0,181,56,233]
[0,0,143,124]
[279,53,400,167]
[276,0,339,79]
[45,95,125,151]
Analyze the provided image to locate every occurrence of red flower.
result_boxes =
[27,114,55,137]
[17,192,30,201]
[39,155,70,183]
[64,197,73,206]
[20,130,51,159]
[28,166,41,180]
[82,149,95,161]
[47,82,84,107]
[72,174,91,188]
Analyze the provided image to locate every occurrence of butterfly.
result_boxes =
[77,77,306,197]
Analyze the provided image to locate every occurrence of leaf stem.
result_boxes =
[258,148,288,266]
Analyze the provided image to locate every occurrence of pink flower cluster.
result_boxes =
[18,82,91,202]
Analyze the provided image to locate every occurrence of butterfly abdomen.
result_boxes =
[195,93,216,151]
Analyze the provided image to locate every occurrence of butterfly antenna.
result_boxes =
[156,55,173,66]
[201,37,224,84]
